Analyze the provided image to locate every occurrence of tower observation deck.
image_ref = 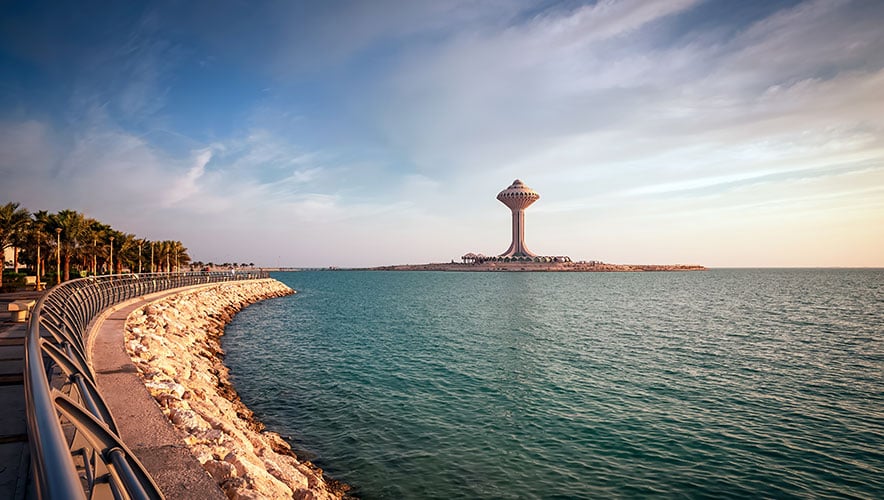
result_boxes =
[497,179,539,257]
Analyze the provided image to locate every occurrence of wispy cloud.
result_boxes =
[164,148,212,206]
[1,0,882,266]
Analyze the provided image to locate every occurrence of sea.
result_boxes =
[223,269,883,499]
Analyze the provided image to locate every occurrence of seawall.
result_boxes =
[122,279,348,500]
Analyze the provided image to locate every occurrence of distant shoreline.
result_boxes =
[261,266,883,272]
[356,262,707,272]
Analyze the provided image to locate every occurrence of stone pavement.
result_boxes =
[0,290,43,500]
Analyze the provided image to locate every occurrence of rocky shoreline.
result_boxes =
[124,279,350,500]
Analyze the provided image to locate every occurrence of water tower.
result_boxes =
[497,179,539,258]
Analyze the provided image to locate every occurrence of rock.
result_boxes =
[189,444,215,463]
[124,280,345,499]
[224,450,294,499]
[204,459,237,482]
[169,408,207,432]
[145,380,187,399]
[263,432,293,455]
[263,457,309,491]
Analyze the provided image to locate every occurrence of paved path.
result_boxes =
[0,291,43,500]
[89,289,225,499]
[0,285,228,499]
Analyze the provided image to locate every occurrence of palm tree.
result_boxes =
[16,212,48,285]
[179,242,190,271]
[82,220,111,275]
[31,211,54,282]
[154,240,170,272]
[152,240,183,272]
[144,239,154,273]
[10,209,32,273]
[0,202,31,288]
[1,203,202,282]
[165,240,190,272]
[112,232,138,274]
[134,238,147,273]
[53,209,89,281]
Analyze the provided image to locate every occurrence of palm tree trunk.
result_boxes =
[64,254,71,281]
[13,247,19,273]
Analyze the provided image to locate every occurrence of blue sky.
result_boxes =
[1,0,882,267]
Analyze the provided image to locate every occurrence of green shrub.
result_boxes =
[2,271,26,287]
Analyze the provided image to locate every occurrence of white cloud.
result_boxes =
[0,120,58,180]
[164,148,213,206]
[372,1,882,183]
[3,0,883,266]
[533,0,700,45]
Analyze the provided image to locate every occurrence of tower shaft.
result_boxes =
[496,179,539,258]
[501,208,535,257]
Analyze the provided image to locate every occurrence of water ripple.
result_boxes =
[225,269,884,499]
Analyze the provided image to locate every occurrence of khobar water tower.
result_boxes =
[497,179,540,258]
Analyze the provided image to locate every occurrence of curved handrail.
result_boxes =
[24,271,270,499]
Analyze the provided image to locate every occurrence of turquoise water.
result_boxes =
[224,269,883,499]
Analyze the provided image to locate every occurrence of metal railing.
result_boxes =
[24,271,270,499]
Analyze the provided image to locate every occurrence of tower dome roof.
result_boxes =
[497,179,540,210]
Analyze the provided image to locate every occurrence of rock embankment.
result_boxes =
[124,279,348,500]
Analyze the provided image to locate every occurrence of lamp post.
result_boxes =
[55,228,61,284]
[36,233,41,291]
[138,239,143,274]
[150,241,154,273]
[109,236,114,275]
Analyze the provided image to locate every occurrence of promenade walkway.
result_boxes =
[0,285,227,499]
[88,288,224,499]
[0,290,44,500]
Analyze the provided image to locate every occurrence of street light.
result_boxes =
[35,232,41,291]
[150,241,154,273]
[109,236,115,275]
[55,227,61,284]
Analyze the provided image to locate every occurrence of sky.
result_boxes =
[1,0,882,268]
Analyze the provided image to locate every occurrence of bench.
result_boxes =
[7,299,36,322]
[25,276,47,290]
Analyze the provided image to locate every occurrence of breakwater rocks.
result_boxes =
[124,279,348,500]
